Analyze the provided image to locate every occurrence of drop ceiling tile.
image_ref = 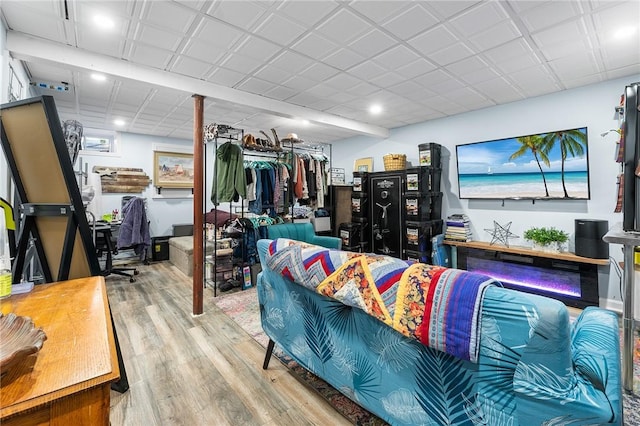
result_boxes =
[421,95,463,115]
[263,85,301,101]
[396,59,437,79]
[208,67,246,87]
[142,1,197,33]
[271,51,315,74]
[305,84,339,99]
[601,40,640,69]
[299,62,340,82]
[562,74,605,89]
[493,54,542,74]
[445,56,488,75]
[518,1,584,33]
[347,82,380,97]
[136,23,183,51]
[291,33,340,60]
[472,77,524,103]
[408,25,458,56]
[234,36,282,61]
[129,43,173,69]
[449,2,509,37]
[282,75,317,91]
[330,91,358,104]
[253,66,295,85]
[316,8,371,44]
[508,65,560,97]
[459,67,500,85]
[429,43,475,66]
[382,4,439,39]
[348,61,388,80]
[606,63,640,79]
[183,39,226,63]
[535,22,592,54]
[207,1,267,29]
[413,70,463,95]
[306,98,336,111]
[253,13,308,46]
[592,1,640,38]
[349,29,397,57]
[286,92,323,107]
[220,53,263,75]
[2,5,66,43]
[323,48,367,71]
[370,72,406,88]
[195,16,246,49]
[170,56,212,79]
[423,1,482,19]
[372,45,420,69]
[349,0,413,25]
[325,104,360,118]
[77,29,127,57]
[388,80,428,98]
[236,78,277,95]
[323,73,363,91]
[468,20,522,52]
[538,39,593,61]
[277,0,340,27]
[484,38,536,63]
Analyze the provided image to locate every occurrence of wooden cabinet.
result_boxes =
[0,276,119,425]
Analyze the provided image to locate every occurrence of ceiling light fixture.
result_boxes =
[300,119,310,126]
[93,15,115,30]
[91,73,106,82]
[114,119,125,126]
[369,104,383,115]
[614,26,637,40]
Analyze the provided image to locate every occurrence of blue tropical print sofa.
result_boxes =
[256,239,623,425]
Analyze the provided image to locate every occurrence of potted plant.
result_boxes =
[523,226,569,253]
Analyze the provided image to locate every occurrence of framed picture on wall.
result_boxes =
[153,151,194,188]
[354,157,373,172]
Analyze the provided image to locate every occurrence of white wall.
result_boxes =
[332,74,640,308]
[78,132,196,238]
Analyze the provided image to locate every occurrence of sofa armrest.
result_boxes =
[311,235,342,250]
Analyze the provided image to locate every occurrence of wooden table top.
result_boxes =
[0,276,119,418]
[444,240,610,265]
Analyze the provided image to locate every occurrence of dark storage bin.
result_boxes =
[406,167,441,193]
[173,223,194,237]
[351,192,368,217]
[353,172,369,193]
[405,192,443,221]
[151,236,170,261]
[418,143,442,167]
[339,222,364,248]
[404,220,443,254]
[405,249,429,263]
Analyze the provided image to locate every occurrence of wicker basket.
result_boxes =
[383,153,406,171]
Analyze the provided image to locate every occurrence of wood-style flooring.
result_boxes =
[107,261,350,426]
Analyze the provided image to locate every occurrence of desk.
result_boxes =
[0,276,119,425]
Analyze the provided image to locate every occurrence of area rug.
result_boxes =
[212,288,640,425]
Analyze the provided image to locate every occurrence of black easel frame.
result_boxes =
[0,95,129,393]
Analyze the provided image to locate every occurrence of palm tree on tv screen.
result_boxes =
[509,135,552,197]
[543,129,587,198]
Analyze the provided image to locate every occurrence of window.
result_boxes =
[8,66,24,102]
[80,128,120,156]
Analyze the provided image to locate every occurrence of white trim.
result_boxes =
[599,297,622,314]
[152,143,192,154]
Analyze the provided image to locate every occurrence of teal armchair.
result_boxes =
[266,222,341,250]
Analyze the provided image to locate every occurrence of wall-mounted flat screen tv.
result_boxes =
[456,127,590,200]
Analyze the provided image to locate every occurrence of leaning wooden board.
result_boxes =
[93,166,151,193]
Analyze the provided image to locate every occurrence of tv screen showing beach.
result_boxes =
[456,127,590,200]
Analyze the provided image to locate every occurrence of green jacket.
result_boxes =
[211,142,246,204]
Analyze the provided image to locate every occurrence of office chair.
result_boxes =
[95,223,139,282]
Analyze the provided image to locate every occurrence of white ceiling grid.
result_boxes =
[0,0,639,143]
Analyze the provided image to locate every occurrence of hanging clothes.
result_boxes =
[211,141,246,204]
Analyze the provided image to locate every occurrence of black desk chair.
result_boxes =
[95,223,139,282]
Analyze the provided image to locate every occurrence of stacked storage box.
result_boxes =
[404,143,443,263]
[340,171,369,252]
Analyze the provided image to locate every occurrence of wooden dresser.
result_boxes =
[0,276,119,425]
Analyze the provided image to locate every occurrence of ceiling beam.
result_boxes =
[7,31,390,139]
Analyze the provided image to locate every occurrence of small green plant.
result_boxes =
[523,226,569,246]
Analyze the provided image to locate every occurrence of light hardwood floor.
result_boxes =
[108,262,351,426]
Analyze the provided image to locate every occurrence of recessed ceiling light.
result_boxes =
[300,119,310,126]
[93,15,114,30]
[369,104,383,115]
[114,119,125,126]
[614,26,637,40]
[91,73,106,82]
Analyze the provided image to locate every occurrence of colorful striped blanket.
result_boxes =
[265,238,499,362]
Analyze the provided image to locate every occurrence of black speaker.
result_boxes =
[575,219,609,259]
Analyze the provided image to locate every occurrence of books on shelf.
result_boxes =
[445,214,473,242]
